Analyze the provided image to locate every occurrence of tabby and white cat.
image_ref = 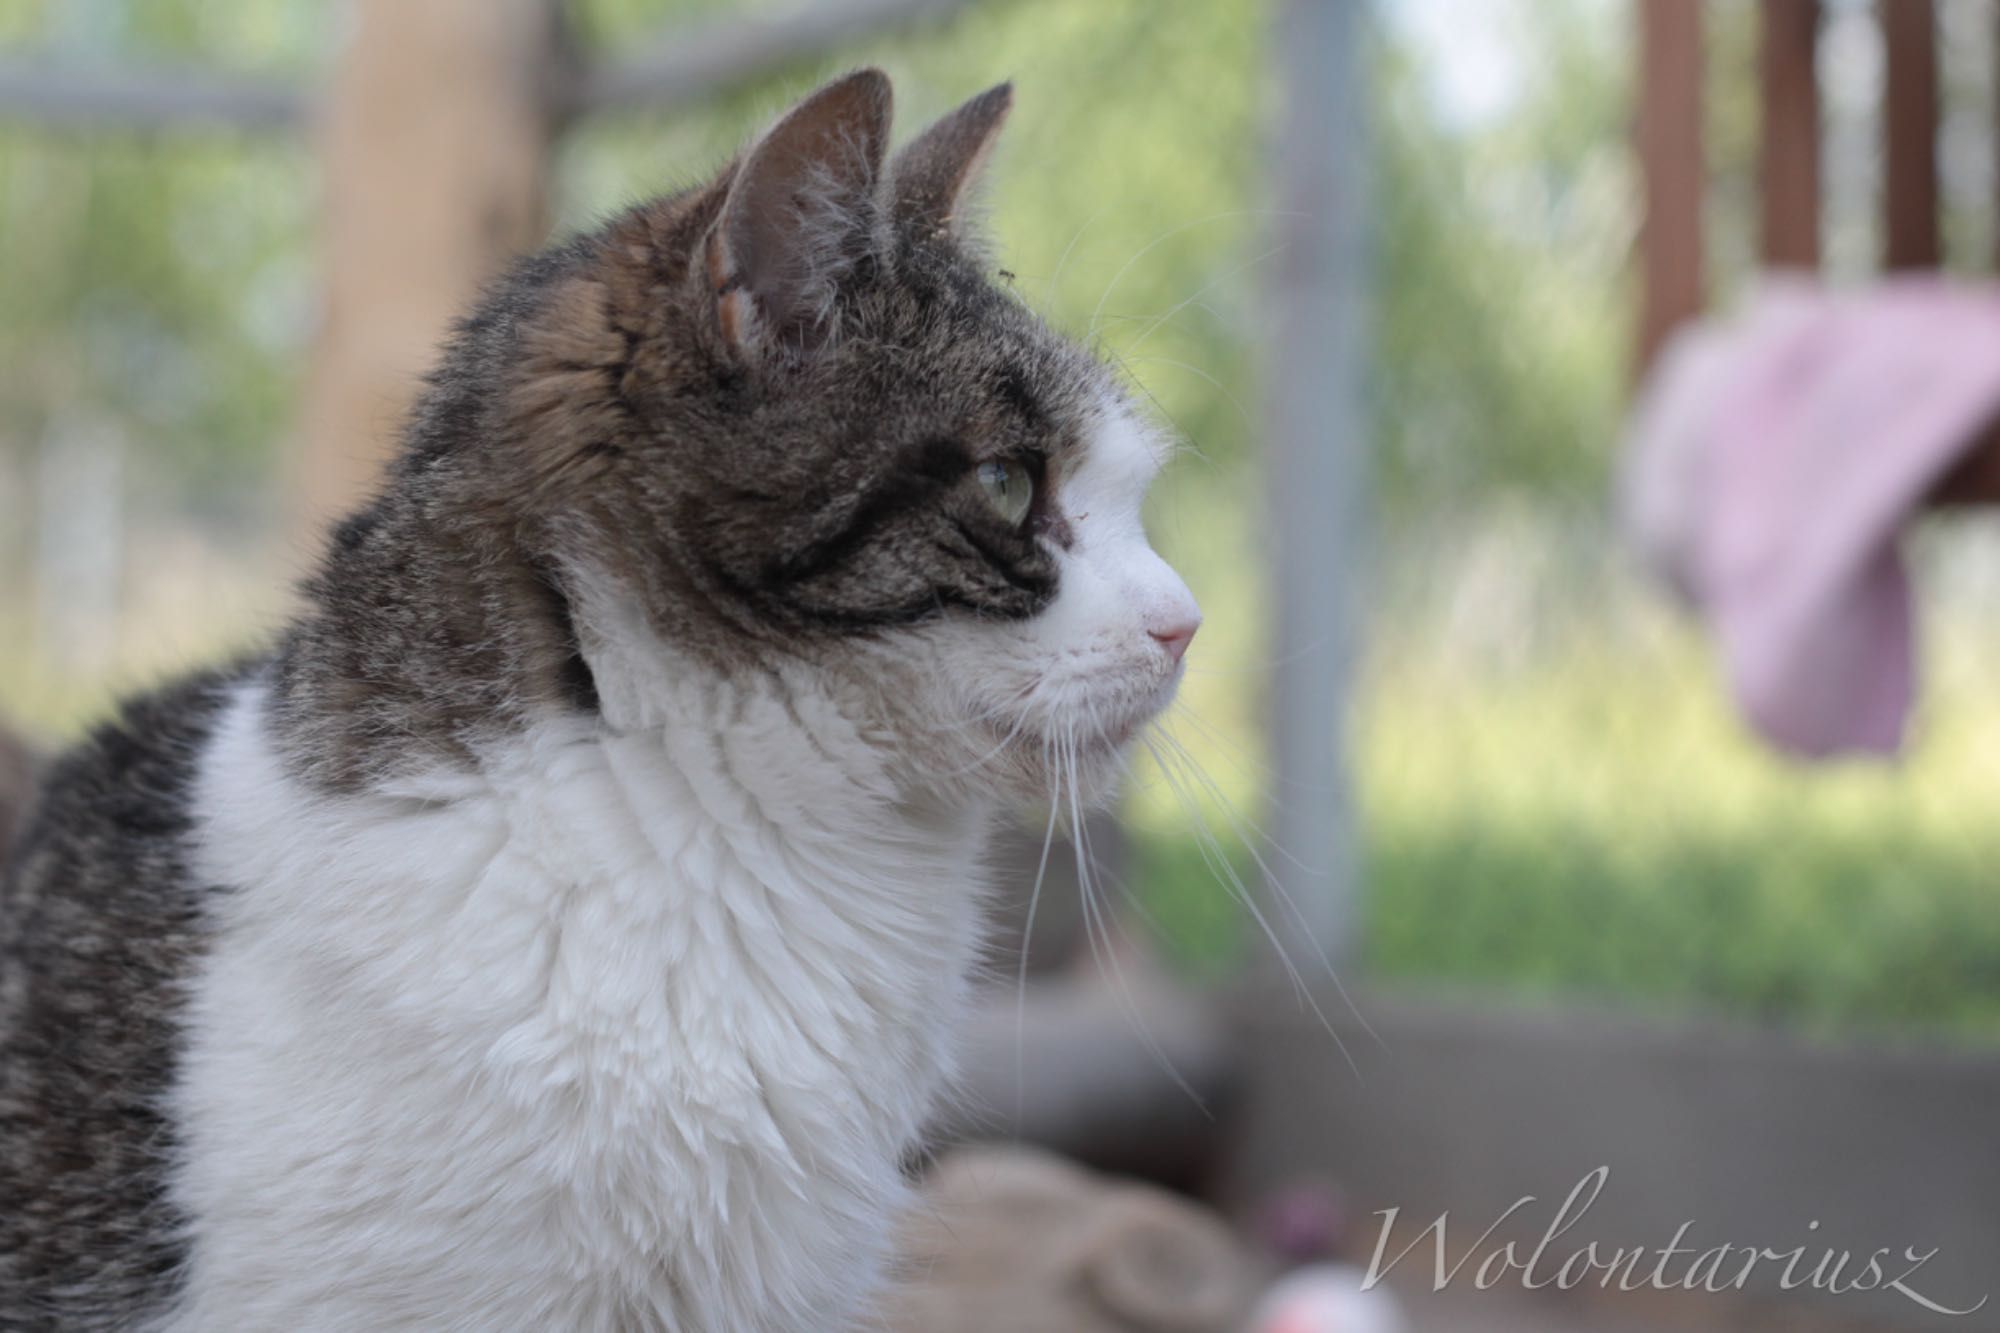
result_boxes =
[0,70,1199,1330]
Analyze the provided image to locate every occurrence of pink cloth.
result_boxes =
[1623,278,2000,759]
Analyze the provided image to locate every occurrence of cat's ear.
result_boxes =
[707,69,892,356]
[890,82,1012,244]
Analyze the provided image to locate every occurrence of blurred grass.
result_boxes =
[1359,630,2000,1038]
[1128,522,2000,1039]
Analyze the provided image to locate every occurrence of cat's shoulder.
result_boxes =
[1,662,262,1325]
[3,661,258,928]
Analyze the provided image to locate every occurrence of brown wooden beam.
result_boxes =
[1637,0,1706,377]
[1882,0,1939,270]
[1760,0,1821,269]
[291,0,566,531]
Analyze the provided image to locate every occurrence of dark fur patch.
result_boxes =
[527,557,603,717]
[0,725,38,875]
[1,668,242,1328]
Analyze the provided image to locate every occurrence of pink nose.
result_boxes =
[1150,621,1197,665]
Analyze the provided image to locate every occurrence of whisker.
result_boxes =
[1045,204,1112,304]
[1154,727,1319,878]
[1085,209,1305,343]
[1152,731,1381,1056]
[1103,347,1220,461]
[1014,732,1064,1133]
[1115,353,1257,434]
[1126,242,1288,354]
[1068,725,1210,1116]
[1158,704,1278,791]
[1140,734,1363,1077]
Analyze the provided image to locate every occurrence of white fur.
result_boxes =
[165,394,1195,1330]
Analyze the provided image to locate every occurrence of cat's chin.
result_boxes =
[950,702,1168,809]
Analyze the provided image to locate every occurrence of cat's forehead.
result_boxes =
[860,257,1115,452]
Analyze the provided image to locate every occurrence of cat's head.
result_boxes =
[465,70,1198,802]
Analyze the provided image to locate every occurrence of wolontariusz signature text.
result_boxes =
[1363,1166,1986,1317]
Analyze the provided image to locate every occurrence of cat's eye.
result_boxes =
[976,459,1035,528]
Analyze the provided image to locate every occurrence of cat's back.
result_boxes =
[0,666,245,1329]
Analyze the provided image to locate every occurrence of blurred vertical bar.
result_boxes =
[1881,0,1939,269]
[1637,0,1704,376]
[1760,0,1821,269]
[1262,0,1368,969]
[293,0,568,533]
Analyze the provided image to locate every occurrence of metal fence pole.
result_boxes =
[1263,0,1370,973]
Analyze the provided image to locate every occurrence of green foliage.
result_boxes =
[0,0,322,511]
[0,131,311,500]
[1370,0,1632,508]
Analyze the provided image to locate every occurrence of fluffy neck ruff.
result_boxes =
[175,597,994,1328]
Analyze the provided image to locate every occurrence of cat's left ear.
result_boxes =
[890,82,1012,244]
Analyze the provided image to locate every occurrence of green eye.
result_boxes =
[976,459,1035,527]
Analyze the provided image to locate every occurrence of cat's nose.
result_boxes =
[1149,618,1199,665]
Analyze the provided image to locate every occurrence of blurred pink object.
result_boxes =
[1246,1267,1406,1333]
[1623,278,2000,758]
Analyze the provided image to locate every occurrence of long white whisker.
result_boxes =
[1088,209,1272,342]
[1160,703,1277,786]
[1115,353,1258,434]
[1068,726,1210,1116]
[1157,734,1380,1057]
[1086,209,1305,342]
[1141,733,1363,1077]
[1126,242,1288,354]
[1044,205,1110,305]
[1015,730,1064,1132]
[1154,728,1321,880]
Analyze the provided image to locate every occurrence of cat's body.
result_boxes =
[1,72,1198,1330]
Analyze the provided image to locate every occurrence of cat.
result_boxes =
[0,724,34,872]
[0,69,1199,1331]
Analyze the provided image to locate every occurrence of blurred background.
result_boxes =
[3,1,1999,1329]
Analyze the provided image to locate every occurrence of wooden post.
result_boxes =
[1882,0,1939,270]
[1637,0,1706,376]
[293,0,567,533]
[1263,0,1368,968]
[1760,0,1821,269]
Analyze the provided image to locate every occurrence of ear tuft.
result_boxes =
[709,68,894,356]
[891,82,1013,244]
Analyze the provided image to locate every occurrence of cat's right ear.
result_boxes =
[706,69,892,358]
[890,82,1012,245]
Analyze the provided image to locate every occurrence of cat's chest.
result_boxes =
[418,738,979,1143]
[206,687,982,1070]
[174,681,988,1327]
